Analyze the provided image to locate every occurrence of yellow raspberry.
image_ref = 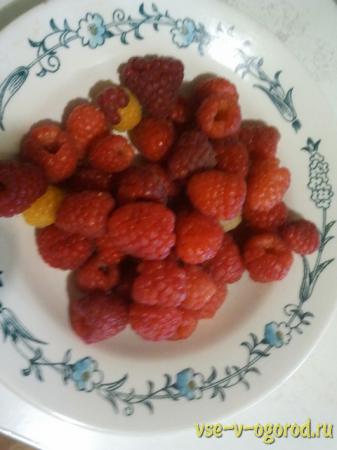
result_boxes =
[219,214,242,232]
[23,186,64,228]
[113,89,142,132]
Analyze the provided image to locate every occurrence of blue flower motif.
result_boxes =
[264,321,291,348]
[77,13,107,49]
[175,368,202,400]
[71,357,103,392]
[171,19,197,48]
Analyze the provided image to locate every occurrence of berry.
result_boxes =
[0,161,47,217]
[66,167,115,192]
[96,85,129,125]
[56,191,115,238]
[130,303,182,341]
[193,283,227,319]
[239,120,280,160]
[196,94,241,139]
[37,225,93,270]
[89,134,134,173]
[195,77,238,102]
[170,96,191,124]
[187,170,246,220]
[176,211,224,264]
[121,56,184,118]
[107,202,175,260]
[118,163,173,204]
[207,233,244,284]
[131,117,175,161]
[23,185,64,228]
[95,235,124,264]
[243,233,293,282]
[168,130,216,180]
[169,309,198,340]
[182,266,216,311]
[70,293,128,343]
[75,255,119,292]
[280,219,320,255]
[65,103,108,158]
[21,124,78,183]
[132,259,186,307]
[213,138,249,177]
[243,202,288,231]
[246,162,290,211]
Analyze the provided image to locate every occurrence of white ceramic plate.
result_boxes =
[0,0,336,434]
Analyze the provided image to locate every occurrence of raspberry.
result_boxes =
[280,219,320,255]
[0,161,47,217]
[107,202,175,260]
[65,103,108,158]
[213,138,249,177]
[187,170,246,220]
[170,96,191,124]
[75,255,119,292]
[176,211,224,264]
[246,162,290,211]
[196,94,241,139]
[243,233,293,282]
[168,130,216,180]
[37,225,93,270]
[56,191,115,238]
[131,117,175,162]
[206,233,244,284]
[118,163,173,204]
[96,85,129,125]
[169,309,198,340]
[23,185,64,228]
[193,283,227,319]
[66,167,115,192]
[21,124,78,183]
[239,120,280,160]
[195,77,238,102]
[121,56,184,118]
[132,259,186,307]
[95,235,124,264]
[70,293,128,343]
[182,266,216,311]
[89,135,134,173]
[130,303,182,341]
[243,202,288,231]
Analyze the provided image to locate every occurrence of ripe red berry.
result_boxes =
[240,120,280,160]
[182,266,216,311]
[170,96,191,124]
[56,191,115,239]
[70,293,128,343]
[187,170,246,220]
[193,283,227,319]
[130,303,182,341]
[243,233,293,282]
[169,309,198,340]
[65,167,115,192]
[36,225,93,270]
[96,85,129,125]
[95,234,124,265]
[75,255,119,292]
[168,130,216,180]
[107,202,175,260]
[21,124,78,183]
[195,77,238,102]
[280,219,320,255]
[243,202,288,231]
[212,138,249,177]
[176,211,224,264]
[89,135,134,173]
[131,117,175,161]
[0,161,47,217]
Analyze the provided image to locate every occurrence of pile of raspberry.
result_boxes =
[0,56,320,344]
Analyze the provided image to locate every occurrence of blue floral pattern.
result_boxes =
[71,357,103,392]
[77,13,107,49]
[264,322,291,348]
[175,368,202,400]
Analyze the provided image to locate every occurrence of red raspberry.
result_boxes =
[118,163,173,204]
[176,211,223,264]
[193,283,227,319]
[107,202,175,260]
[132,259,186,307]
[95,235,124,265]
[239,120,280,160]
[243,233,293,282]
[130,303,182,341]
[168,130,216,180]
[187,170,246,220]
[243,202,288,231]
[170,96,191,124]
[65,103,108,158]
[196,94,241,139]
[56,191,115,239]
[96,85,129,125]
[120,56,184,118]
[89,134,134,173]
[249,157,280,177]
[75,255,119,292]
[195,77,238,102]
[169,309,198,340]
[182,266,216,311]
[70,293,128,343]
[37,225,93,270]
[131,117,175,161]
[246,162,290,211]
[21,124,78,183]
[280,219,320,255]
[212,138,249,177]
[66,167,115,192]
[0,161,47,217]
[206,233,244,284]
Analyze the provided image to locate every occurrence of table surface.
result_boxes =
[0,0,337,449]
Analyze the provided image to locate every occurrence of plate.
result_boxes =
[0,0,336,433]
